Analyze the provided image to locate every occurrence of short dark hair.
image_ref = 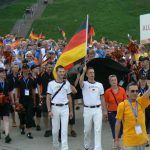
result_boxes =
[86,67,94,72]
[56,65,64,72]
[126,82,138,91]
[109,74,117,81]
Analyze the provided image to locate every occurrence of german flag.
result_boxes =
[58,27,66,38]
[39,33,46,40]
[11,40,20,48]
[88,26,95,45]
[53,17,88,79]
[29,31,39,40]
[89,26,95,36]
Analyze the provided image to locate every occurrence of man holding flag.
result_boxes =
[49,16,88,150]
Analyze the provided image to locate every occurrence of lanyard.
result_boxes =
[128,100,138,122]
[140,89,145,95]
[23,78,29,89]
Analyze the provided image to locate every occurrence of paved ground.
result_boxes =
[11,0,53,37]
[0,107,149,150]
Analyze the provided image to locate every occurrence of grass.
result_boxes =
[31,0,150,43]
[0,0,37,36]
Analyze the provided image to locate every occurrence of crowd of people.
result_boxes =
[0,34,150,150]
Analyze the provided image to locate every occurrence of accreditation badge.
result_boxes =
[135,124,142,135]
[119,80,124,86]
[25,89,29,96]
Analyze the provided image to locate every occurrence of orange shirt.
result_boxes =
[104,86,127,111]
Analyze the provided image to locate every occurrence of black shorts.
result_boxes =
[0,103,11,117]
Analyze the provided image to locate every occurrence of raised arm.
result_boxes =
[74,73,80,87]
[79,65,87,88]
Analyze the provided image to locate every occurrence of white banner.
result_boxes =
[140,13,150,44]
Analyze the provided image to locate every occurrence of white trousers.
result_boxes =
[52,105,69,150]
[83,107,102,150]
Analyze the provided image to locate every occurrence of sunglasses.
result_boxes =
[130,90,138,93]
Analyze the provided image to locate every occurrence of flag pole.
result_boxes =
[85,14,89,63]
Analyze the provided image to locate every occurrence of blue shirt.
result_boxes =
[96,49,106,58]
[34,49,41,60]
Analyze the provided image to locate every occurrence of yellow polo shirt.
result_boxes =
[116,96,150,147]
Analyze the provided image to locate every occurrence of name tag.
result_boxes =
[119,80,124,86]
[135,124,142,135]
[25,89,29,96]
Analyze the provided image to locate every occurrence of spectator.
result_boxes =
[104,75,127,148]
[115,82,150,150]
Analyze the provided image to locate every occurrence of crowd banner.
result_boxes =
[140,13,150,44]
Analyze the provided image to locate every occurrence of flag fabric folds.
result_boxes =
[0,41,4,46]
[89,26,95,36]
[88,26,95,45]
[58,27,66,38]
[29,31,39,40]
[39,33,46,40]
[11,40,20,48]
[53,18,88,79]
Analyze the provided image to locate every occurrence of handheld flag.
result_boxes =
[0,41,4,46]
[39,33,46,40]
[11,40,20,48]
[88,26,95,45]
[53,17,88,79]
[89,26,95,36]
[29,31,39,40]
[58,27,66,38]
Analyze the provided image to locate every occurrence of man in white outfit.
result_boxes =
[80,65,108,150]
[46,65,73,150]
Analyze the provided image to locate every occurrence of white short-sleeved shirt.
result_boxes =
[47,80,71,104]
[82,81,104,106]
[41,48,46,58]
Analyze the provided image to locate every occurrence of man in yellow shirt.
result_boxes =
[115,82,150,150]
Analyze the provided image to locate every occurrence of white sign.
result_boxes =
[140,13,150,44]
